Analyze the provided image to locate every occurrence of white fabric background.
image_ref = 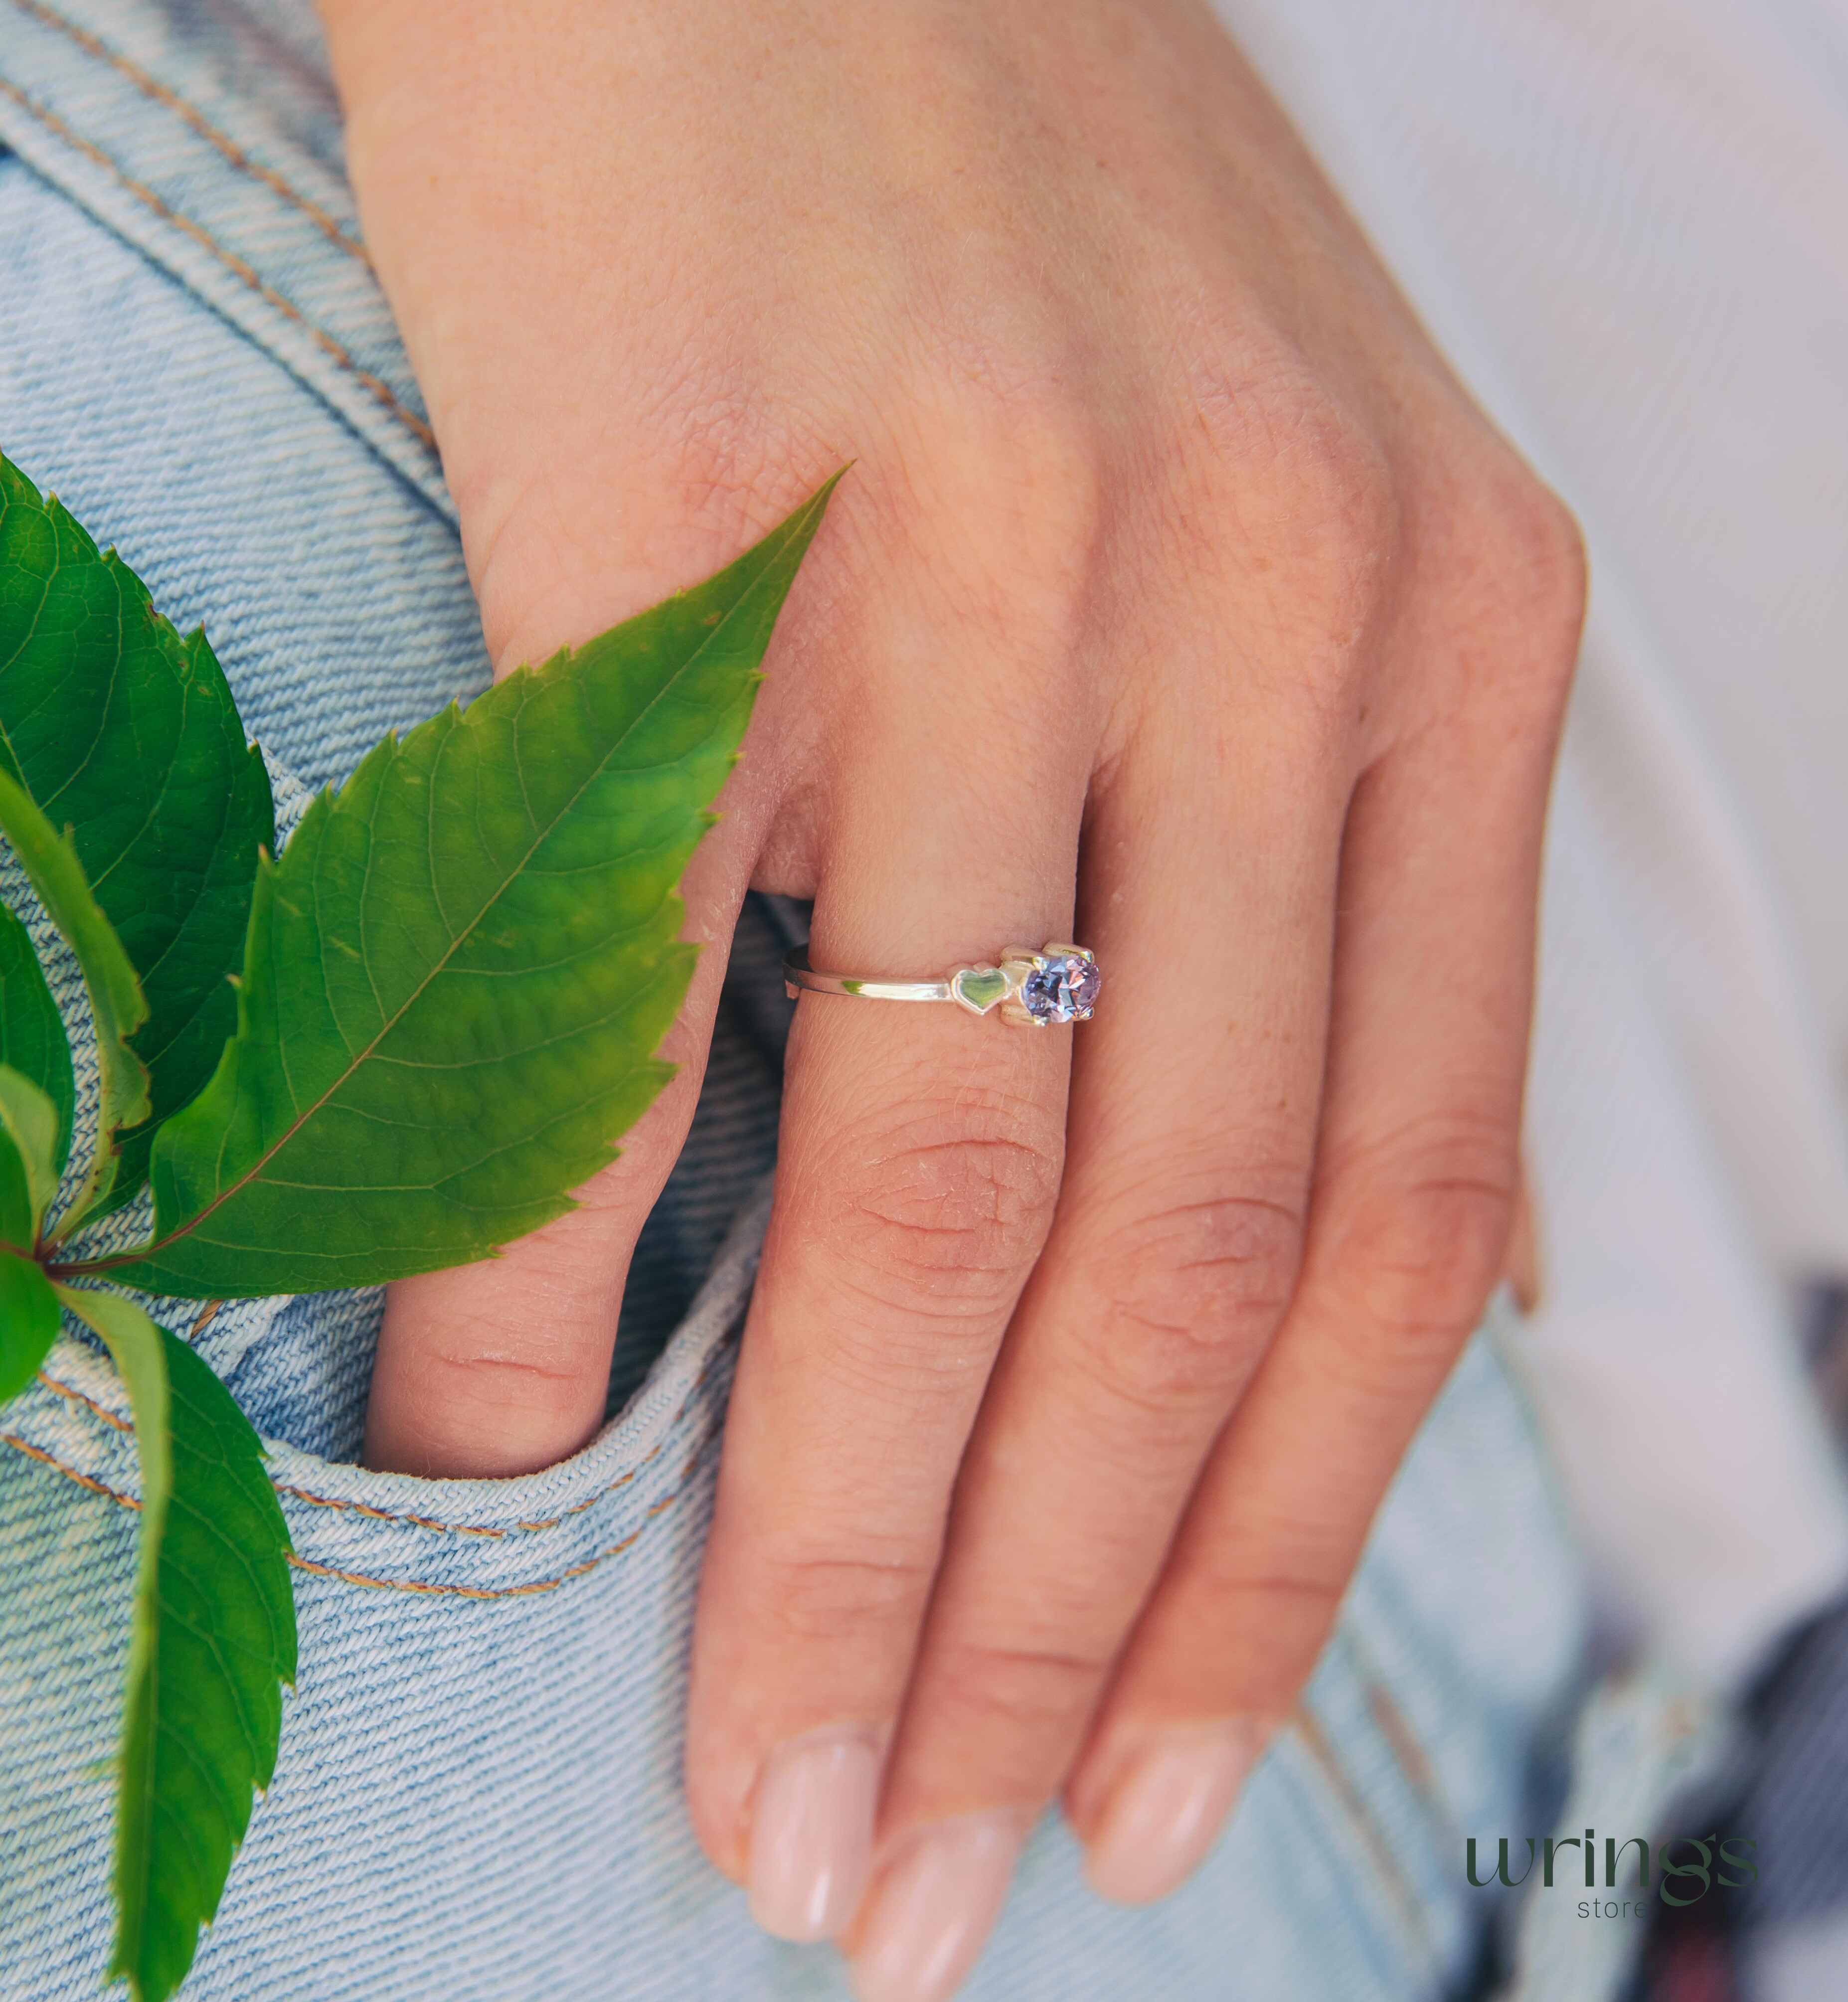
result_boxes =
[1216,0,1848,1692]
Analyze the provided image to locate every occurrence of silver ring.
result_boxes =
[783,941,1101,1027]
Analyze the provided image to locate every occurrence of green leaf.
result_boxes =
[0,1111,30,1251]
[0,899,75,1171]
[0,1245,59,1401]
[0,772,149,1222]
[55,1286,295,2002]
[0,455,273,1217]
[0,1060,61,1240]
[102,480,837,1298]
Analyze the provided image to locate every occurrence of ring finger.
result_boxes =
[682,617,1085,1941]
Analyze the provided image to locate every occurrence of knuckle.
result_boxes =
[924,1633,1112,1740]
[1077,1189,1307,1413]
[944,349,1100,482]
[1190,348,1403,672]
[1211,1564,1345,1645]
[929,291,1094,450]
[1185,1504,1354,1637]
[1224,1575,1343,1696]
[420,1342,585,1415]
[1450,463,1589,685]
[1159,1536,1347,1697]
[466,345,779,581]
[755,1543,936,1650]
[1197,344,1396,524]
[1281,393,1401,566]
[820,1096,1065,1322]
[402,1339,600,1474]
[1324,1121,1520,1361]
[1498,478,1589,626]
[903,363,1109,625]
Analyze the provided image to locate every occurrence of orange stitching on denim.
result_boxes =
[6,0,372,268]
[0,1431,142,1508]
[0,1433,712,1596]
[1290,1701,1434,1953]
[0,77,435,451]
[37,1369,130,1433]
[18,1381,626,1537]
[272,1488,509,1538]
[1366,1681,1442,1805]
[260,1395,720,1534]
[270,1445,663,1538]
[1332,1624,1456,1835]
[289,1488,687,1598]
[30,1341,733,1537]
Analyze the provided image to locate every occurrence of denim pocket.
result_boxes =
[1,1244,1588,2002]
[0,1192,766,2002]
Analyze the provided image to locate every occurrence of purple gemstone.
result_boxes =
[1020,952,1101,1023]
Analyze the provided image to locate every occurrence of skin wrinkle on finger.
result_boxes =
[1314,1149,1523,1366]
[1041,1195,1306,1428]
[801,1103,1067,1321]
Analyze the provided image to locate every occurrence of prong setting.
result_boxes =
[1008,943,1101,1027]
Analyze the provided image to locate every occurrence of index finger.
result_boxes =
[363,814,759,1477]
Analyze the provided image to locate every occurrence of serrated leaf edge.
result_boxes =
[80,474,839,1289]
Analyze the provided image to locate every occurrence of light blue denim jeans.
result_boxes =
[0,5,1663,1996]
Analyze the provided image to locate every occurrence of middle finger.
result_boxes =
[846,699,1344,1997]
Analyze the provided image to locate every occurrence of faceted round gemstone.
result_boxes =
[1020,951,1101,1023]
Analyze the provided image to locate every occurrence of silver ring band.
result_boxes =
[783,941,1100,1026]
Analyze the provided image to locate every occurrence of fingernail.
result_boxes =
[848,1812,1024,2002]
[1083,1722,1267,1905]
[747,1729,882,1942]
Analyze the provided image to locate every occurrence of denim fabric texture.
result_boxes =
[0,3,1629,1996]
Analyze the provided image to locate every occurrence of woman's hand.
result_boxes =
[322,0,1583,1992]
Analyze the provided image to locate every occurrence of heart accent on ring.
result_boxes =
[952,964,1012,1014]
